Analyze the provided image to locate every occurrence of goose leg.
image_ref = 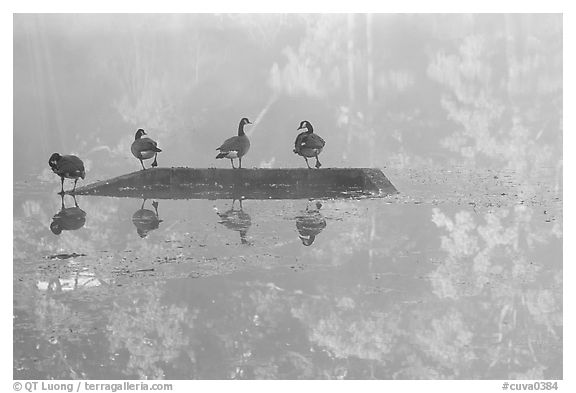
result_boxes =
[73,178,78,193]
[139,159,146,170]
[152,201,159,217]
[230,159,236,169]
[315,154,322,169]
[239,157,242,169]
[152,153,158,168]
[60,193,65,210]
[304,157,311,169]
[59,177,65,194]
[72,195,79,208]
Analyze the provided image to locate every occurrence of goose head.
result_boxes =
[135,129,147,140]
[297,120,313,133]
[50,221,63,235]
[299,235,316,246]
[48,153,61,169]
[238,118,252,136]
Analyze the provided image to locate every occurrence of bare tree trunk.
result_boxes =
[195,29,200,85]
[504,14,517,107]
[29,15,66,153]
[26,17,50,152]
[366,14,374,105]
[366,14,375,167]
[345,14,356,161]
[347,14,355,103]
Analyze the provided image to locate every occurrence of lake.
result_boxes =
[13,166,562,379]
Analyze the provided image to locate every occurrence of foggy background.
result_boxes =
[13,13,562,180]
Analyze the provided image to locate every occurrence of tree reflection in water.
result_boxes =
[428,205,561,379]
[13,184,561,378]
[107,284,197,379]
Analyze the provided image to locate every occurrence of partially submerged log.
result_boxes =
[74,167,398,200]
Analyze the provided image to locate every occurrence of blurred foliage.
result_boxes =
[107,284,197,379]
[427,15,561,172]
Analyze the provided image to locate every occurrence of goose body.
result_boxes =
[50,195,86,235]
[48,153,86,193]
[131,129,162,170]
[293,120,325,169]
[216,118,251,168]
[132,200,162,238]
[295,201,326,246]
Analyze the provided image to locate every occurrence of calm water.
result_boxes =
[13,167,562,379]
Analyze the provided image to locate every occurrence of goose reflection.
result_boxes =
[50,194,86,235]
[296,201,327,246]
[216,199,252,245]
[132,199,163,238]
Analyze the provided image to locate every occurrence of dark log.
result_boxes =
[74,167,398,200]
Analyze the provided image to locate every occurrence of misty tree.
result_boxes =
[427,14,562,174]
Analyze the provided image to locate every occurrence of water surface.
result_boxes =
[13,167,562,379]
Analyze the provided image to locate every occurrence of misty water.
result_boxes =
[13,14,562,379]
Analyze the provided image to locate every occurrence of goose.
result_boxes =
[50,194,86,235]
[295,201,326,246]
[216,118,251,168]
[293,120,325,169]
[131,129,162,170]
[132,200,163,238]
[48,153,86,194]
[217,199,252,245]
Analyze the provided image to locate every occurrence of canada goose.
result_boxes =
[48,153,86,194]
[50,194,86,235]
[295,201,326,246]
[132,200,163,238]
[216,118,251,168]
[216,199,252,245]
[131,129,162,170]
[293,120,325,169]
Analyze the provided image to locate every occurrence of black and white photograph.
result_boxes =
[11,10,564,386]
